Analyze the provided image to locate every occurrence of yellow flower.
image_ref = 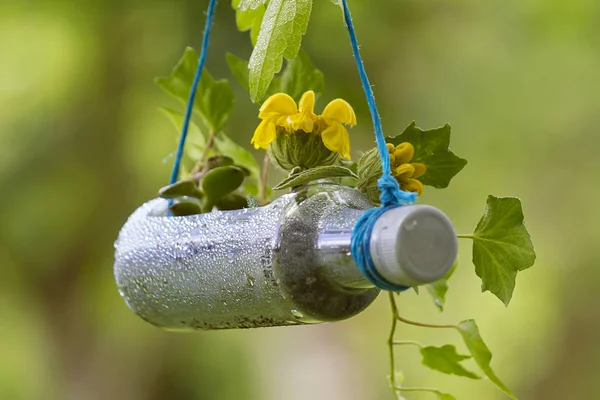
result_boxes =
[251,90,356,160]
[388,142,426,195]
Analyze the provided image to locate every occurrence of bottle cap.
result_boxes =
[369,205,457,287]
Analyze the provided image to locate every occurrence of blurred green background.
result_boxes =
[1,0,598,399]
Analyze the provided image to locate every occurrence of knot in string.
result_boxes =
[342,0,415,292]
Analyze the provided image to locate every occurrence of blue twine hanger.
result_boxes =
[341,0,416,292]
[169,0,218,185]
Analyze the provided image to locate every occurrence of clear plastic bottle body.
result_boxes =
[114,184,380,330]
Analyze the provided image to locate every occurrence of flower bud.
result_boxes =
[268,128,339,171]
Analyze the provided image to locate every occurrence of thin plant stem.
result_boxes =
[392,340,423,348]
[387,293,399,390]
[199,131,216,165]
[457,233,474,239]
[393,386,447,394]
[260,152,270,204]
[390,292,455,329]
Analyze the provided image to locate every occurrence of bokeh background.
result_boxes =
[2,0,599,399]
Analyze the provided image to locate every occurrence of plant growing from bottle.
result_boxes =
[152,1,536,398]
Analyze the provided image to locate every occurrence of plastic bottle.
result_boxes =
[114,184,457,330]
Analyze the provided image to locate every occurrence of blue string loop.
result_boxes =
[342,0,416,292]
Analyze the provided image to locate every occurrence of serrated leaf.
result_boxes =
[155,47,234,132]
[456,320,517,399]
[387,122,467,188]
[472,195,535,305]
[273,165,357,190]
[279,49,324,102]
[233,0,265,45]
[159,107,206,162]
[248,0,313,102]
[426,260,457,312]
[282,0,312,60]
[237,0,267,11]
[420,344,480,379]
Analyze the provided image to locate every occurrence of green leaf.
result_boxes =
[387,122,467,188]
[273,165,357,190]
[456,320,517,399]
[279,49,325,102]
[420,344,480,379]
[158,180,202,199]
[155,47,234,132]
[472,196,535,305]
[214,133,260,178]
[226,53,250,90]
[215,193,249,210]
[213,132,261,197]
[169,199,203,216]
[201,166,246,201]
[159,107,206,162]
[237,0,267,10]
[426,260,457,312]
[233,0,265,45]
[248,0,313,102]
[435,392,457,400]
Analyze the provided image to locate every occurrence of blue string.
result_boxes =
[341,0,416,292]
[169,0,219,185]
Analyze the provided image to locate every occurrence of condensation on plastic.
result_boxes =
[114,184,381,330]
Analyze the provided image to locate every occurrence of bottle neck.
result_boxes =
[316,227,374,290]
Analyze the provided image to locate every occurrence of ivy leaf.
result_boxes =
[472,196,535,305]
[232,0,265,45]
[279,49,325,102]
[248,0,313,102]
[426,260,457,312]
[456,320,517,399]
[420,344,481,379]
[155,47,234,132]
[273,165,357,190]
[387,122,467,188]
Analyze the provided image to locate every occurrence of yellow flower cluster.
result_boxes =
[386,142,427,195]
[251,90,356,160]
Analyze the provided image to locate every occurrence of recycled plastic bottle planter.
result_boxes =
[114,184,457,330]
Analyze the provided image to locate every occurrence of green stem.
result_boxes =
[199,131,216,164]
[387,293,399,390]
[396,313,456,329]
[457,233,474,239]
[392,340,423,348]
[260,152,270,204]
[394,386,447,395]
